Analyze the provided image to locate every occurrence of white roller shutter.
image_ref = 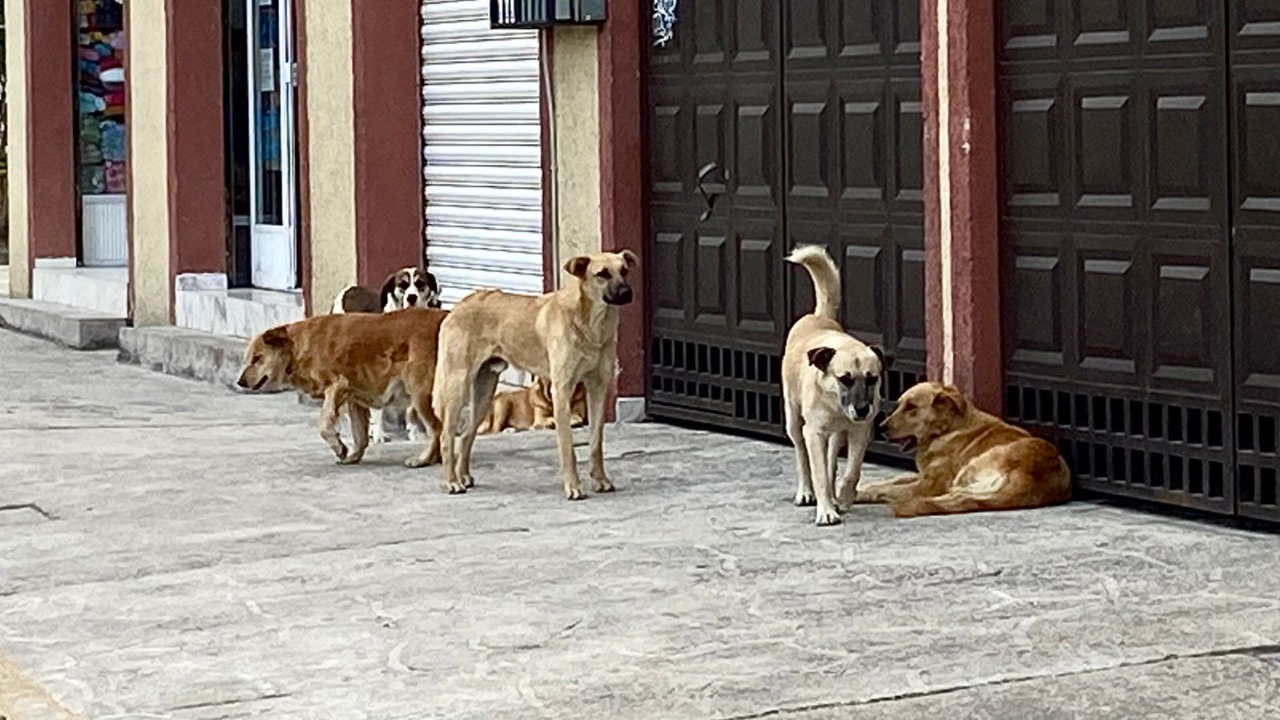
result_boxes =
[421,0,544,307]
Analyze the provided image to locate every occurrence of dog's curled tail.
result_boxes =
[786,244,840,321]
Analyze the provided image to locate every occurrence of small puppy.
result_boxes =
[331,266,442,444]
[432,250,638,499]
[862,382,1072,517]
[782,245,892,526]
[478,378,587,434]
[236,308,446,468]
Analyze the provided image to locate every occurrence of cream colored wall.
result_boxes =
[127,0,171,325]
[303,0,356,315]
[5,0,30,297]
[550,28,602,287]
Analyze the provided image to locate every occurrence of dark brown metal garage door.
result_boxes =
[645,0,925,446]
[999,0,1280,521]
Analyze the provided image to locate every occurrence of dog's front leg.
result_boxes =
[320,382,350,462]
[856,474,921,504]
[785,402,814,506]
[552,379,586,500]
[368,406,389,445]
[803,428,841,525]
[585,380,613,494]
[342,404,371,465]
[836,424,873,508]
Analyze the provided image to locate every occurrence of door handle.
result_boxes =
[696,162,724,222]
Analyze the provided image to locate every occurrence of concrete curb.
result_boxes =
[117,325,252,391]
[0,297,125,350]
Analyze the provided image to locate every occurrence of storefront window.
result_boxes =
[76,0,126,197]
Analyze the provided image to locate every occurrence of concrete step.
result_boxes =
[0,296,126,350]
[118,325,253,391]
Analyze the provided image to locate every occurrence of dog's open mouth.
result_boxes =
[889,435,917,452]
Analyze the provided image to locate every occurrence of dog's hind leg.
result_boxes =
[405,393,443,468]
[585,379,613,493]
[406,405,427,443]
[320,380,352,462]
[785,402,815,506]
[836,424,873,509]
[456,360,504,489]
[430,369,471,493]
[552,376,586,500]
[342,404,371,465]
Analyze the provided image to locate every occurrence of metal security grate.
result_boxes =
[1005,382,1233,514]
[649,332,920,463]
[1236,413,1280,523]
[649,334,784,437]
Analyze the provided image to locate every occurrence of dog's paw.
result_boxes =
[794,490,816,507]
[339,451,365,466]
[332,444,350,462]
[814,505,843,526]
[564,484,587,501]
[368,431,389,446]
[592,474,615,493]
[444,480,469,495]
[404,456,430,469]
[462,474,476,489]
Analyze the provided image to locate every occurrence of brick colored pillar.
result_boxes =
[352,0,425,289]
[599,0,646,403]
[922,0,1003,412]
[25,0,78,265]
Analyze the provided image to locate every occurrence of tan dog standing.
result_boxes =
[477,378,587,434]
[432,250,638,499]
[863,381,1072,517]
[782,245,892,526]
[236,308,446,468]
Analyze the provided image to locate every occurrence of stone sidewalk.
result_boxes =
[2,328,1280,719]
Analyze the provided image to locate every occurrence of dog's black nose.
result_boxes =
[406,295,419,306]
[610,284,634,305]
[236,376,248,388]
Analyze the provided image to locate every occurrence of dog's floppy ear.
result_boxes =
[870,344,894,371]
[620,249,640,268]
[932,385,968,415]
[564,255,592,279]
[262,326,290,348]
[807,346,836,372]
[379,272,400,310]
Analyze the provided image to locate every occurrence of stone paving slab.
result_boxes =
[3,328,1280,719]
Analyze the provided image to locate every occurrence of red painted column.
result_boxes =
[166,0,228,305]
[599,0,646,402]
[24,0,78,266]
[921,0,1003,413]
[351,0,425,289]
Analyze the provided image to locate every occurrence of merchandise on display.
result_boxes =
[76,0,127,196]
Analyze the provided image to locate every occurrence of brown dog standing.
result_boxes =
[862,381,1072,517]
[432,250,637,499]
[237,308,447,467]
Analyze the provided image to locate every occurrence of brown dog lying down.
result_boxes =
[477,377,587,434]
[236,308,446,467]
[858,381,1072,517]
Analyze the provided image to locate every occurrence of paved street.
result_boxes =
[3,328,1280,719]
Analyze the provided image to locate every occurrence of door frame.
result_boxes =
[245,0,299,291]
